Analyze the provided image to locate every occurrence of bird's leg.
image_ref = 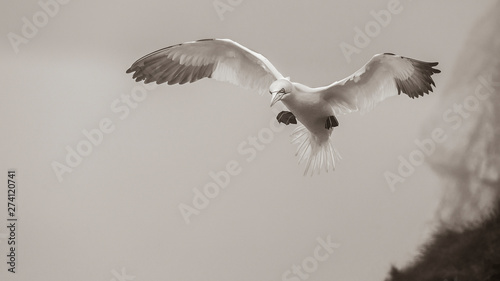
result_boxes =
[325,115,339,129]
[276,111,297,125]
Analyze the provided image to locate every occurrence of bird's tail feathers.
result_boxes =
[291,125,341,176]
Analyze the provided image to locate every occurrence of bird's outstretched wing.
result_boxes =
[322,53,441,114]
[126,38,284,95]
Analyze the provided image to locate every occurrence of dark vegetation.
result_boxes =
[387,197,500,281]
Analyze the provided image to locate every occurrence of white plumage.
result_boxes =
[127,38,440,175]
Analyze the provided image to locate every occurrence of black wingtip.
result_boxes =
[196,38,216,42]
[394,58,443,99]
[429,62,441,73]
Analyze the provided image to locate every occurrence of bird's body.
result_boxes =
[127,38,440,175]
[283,83,333,134]
[286,84,339,173]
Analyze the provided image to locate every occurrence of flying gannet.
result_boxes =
[126,38,440,175]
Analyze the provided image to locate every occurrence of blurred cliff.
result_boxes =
[427,0,500,229]
[386,1,500,280]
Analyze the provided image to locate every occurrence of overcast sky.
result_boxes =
[0,1,496,281]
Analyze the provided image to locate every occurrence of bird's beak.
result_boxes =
[270,92,285,107]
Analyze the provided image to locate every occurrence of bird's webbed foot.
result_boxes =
[276,111,297,125]
[325,115,339,129]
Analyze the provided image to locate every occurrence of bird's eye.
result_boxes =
[279,88,285,94]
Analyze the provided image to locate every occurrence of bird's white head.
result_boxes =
[269,78,293,107]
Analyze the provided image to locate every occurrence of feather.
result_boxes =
[126,38,284,95]
[291,124,341,176]
[323,53,440,114]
